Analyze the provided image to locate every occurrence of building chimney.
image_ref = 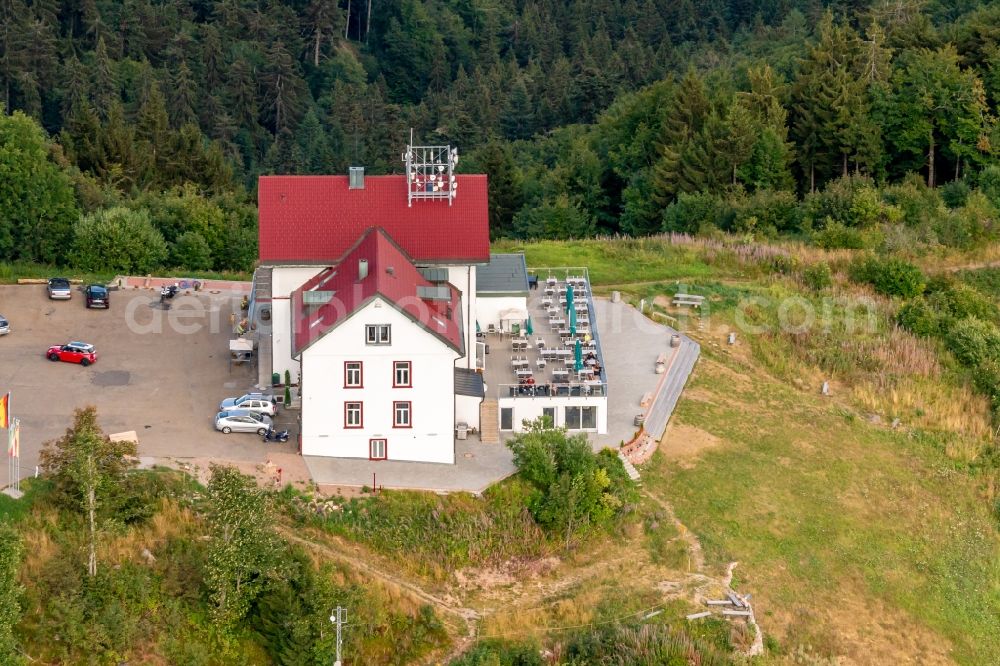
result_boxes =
[358,259,368,280]
[349,166,365,189]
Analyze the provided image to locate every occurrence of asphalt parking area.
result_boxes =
[0,284,297,481]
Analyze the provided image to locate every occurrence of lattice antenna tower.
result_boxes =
[402,129,458,206]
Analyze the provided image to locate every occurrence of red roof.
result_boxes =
[291,228,464,356]
[258,174,490,264]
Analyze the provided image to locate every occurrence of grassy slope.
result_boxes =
[504,236,1000,662]
[644,350,1000,663]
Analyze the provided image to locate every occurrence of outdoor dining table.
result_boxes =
[546,276,557,285]
[550,318,566,327]
[515,369,533,379]
[544,287,555,295]
[551,369,570,382]
[512,339,528,351]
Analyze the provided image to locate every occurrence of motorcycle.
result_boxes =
[262,427,289,443]
[159,284,179,304]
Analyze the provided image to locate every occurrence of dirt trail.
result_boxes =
[279,529,481,664]
[283,487,762,663]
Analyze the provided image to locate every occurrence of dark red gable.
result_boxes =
[258,174,490,264]
[291,228,464,356]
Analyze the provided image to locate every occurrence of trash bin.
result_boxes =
[456,422,469,440]
[484,344,490,355]
[272,372,280,386]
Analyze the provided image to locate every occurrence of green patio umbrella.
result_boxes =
[569,304,577,335]
[526,317,533,335]
[574,338,583,372]
[565,284,574,313]
[476,320,481,334]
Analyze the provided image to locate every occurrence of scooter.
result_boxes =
[262,427,289,443]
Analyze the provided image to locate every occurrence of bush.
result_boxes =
[170,231,213,270]
[507,421,636,547]
[898,298,948,338]
[849,256,925,298]
[70,207,168,273]
[944,317,1000,367]
[812,220,867,249]
[802,262,832,291]
[450,639,544,666]
[662,192,731,234]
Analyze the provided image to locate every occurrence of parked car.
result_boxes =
[219,393,277,416]
[46,341,97,366]
[215,409,273,435]
[85,284,110,308]
[47,277,72,300]
[0,315,8,335]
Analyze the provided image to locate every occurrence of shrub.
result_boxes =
[170,231,212,270]
[70,207,168,273]
[939,179,971,208]
[898,298,948,338]
[662,192,731,234]
[944,317,1000,367]
[802,262,832,291]
[507,420,636,548]
[450,639,545,665]
[812,220,867,249]
[849,256,925,298]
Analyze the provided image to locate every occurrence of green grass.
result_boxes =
[299,479,550,581]
[491,237,724,285]
[643,348,1000,663]
[957,267,1000,298]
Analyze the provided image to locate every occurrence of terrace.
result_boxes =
[482,268,609,432]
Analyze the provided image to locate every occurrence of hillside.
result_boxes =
[2,236,999,663]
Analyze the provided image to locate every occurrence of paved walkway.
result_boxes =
[304,436,515,495]
[590,298,696,449]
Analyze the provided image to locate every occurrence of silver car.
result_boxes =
[215,409,273,435]
[47,277,72,300]
[219,393,277,416]
[0,315,8,335]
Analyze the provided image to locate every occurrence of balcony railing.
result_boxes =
[499,382,607,398]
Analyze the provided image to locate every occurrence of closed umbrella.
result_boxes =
[565,284,574,313]
[574,338,583,372]
[526,317,533,335]
[569,304,576,335]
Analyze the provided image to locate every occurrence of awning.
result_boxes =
[230,338,254,353]
[498,307,529,322]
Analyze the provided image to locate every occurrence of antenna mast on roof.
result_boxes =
[402,129,458,207]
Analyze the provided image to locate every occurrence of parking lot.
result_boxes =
[0,283,300,482]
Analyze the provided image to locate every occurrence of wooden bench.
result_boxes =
[672,293,705,308]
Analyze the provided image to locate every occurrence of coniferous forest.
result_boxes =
[2,0,1000,271]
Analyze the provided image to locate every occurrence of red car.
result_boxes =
[46,341,97,366]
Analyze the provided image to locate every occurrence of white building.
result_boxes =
[249,155,610,466]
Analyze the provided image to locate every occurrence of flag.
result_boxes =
[7,419,17,458]
[0,392,8,429]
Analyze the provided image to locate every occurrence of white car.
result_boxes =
[0,315,8,335]
[219,393,277,416]
[215,410,273,435]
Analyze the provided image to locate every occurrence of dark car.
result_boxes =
[46,341,97,366]
[47,277,72,300]
[85,284,110,308]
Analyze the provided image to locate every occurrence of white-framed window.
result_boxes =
[393,361,412,387]
[344,361,363,388]
[345,402,363,428]
[564,406,597,430]
[365,324,391,345]
[369,438,387,460]
[393,401,411,428]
